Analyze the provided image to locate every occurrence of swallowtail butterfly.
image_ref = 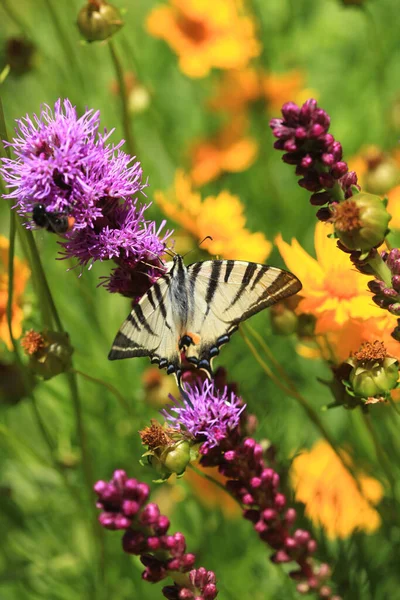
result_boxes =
[108,256,302,384]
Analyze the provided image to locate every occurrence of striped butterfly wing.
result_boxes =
[108,274,181,376]
[184,260,302,375]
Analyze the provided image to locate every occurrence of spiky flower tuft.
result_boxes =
[162,379,245,454]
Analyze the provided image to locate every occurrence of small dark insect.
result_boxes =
[32,203,75,234]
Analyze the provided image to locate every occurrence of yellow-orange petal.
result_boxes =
[275,233,324,289]
[220,136,258,172]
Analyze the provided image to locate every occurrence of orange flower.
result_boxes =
[146,0,260,78]
[291,440,383,539]
[190,115,258,186]
[0,236,30,349]
[209,68,316,114]
[209,68,265,113]
[155,170,272,262]
[275,222,383,334]
[262,70,316,113]
[184,464,240,518]
[387,185,400,229]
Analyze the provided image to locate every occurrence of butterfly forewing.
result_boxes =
[183,260,301,373]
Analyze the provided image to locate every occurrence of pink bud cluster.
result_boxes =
[270,99,358,220]
[201,439,340,600]
[94,470,218,599]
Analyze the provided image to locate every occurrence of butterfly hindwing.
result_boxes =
[108,274,181,377]
[183,260,302,374]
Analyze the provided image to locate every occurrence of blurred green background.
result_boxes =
[1,0,400,598]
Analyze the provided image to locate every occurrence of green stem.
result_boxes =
[367,250,393,288]
[388,395,400,416]
[30,394,85,512]
[66,372,93,494]
[42,0,84,87]
[0,0,32,38]
[71,368,132,416]
[329,180,346,203]
[242,325,376,506]
[16,224,54,330]
[241,331,295,397]
[6,210,20,358]
[108,39,135,157]
[362,411,398,501]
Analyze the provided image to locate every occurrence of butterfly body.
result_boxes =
[109,255,302,383]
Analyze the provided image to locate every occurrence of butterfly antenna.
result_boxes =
[198,235,213,247]
[177,379,193,406]
[182,236,213,260]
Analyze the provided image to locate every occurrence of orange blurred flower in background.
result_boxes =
[190,115,258,186]
[154,170,272,262]
[291,440,383,539]
[387,185,400,230]
[0,236,30,349]
[146,0,260,78]
[209,68,315,114]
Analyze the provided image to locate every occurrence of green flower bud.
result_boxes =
[346,341,399,400]
[22,330,73,380]
[364,158,400,196]
[5,37,37,76]
[333,193,391,251]
[163,440,191,475]
[270,301,298,335]
[140,421,192,480]
[77,1,123,42]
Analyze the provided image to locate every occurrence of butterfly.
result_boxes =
[108,256,302,384]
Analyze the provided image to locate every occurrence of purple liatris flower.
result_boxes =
[270,99,359,219]
[1,99,173,298]
[162,379,246,454]
[95,470,218,599]
[1,98,146,228]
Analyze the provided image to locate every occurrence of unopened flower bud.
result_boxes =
[163,440,191,475]
[21,330,73,380]
[332,193,391,251]
[364,156,400,195]
[6,37,37,76]
[347,341,398,399]
[140,421,191,479]
[77,0,123,42]
[270,299,299,335]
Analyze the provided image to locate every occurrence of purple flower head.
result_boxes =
[1,99,147,228]
[60,199,172,267]
[1,99,174,298]
[270,99,359,217]
[162,380,246,453]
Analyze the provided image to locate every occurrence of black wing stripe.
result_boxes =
[224,260,235,282]
[153,281,167,319]
[147,288,157,311]
[229,262,258,307]
[127,313,140,331]
[109,331,151,359]
[133,303,155,335]
[250,264,270,290]
[252,272,298,307]
[205,260,223,305]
